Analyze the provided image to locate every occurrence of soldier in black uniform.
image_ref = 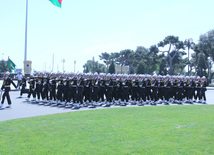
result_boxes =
[163,75,171,104]
[139,75,146,103]
[121,76,130,105]
[176,76,184,104]
[19,74,27,98]
[56,77,63,104]
[131,76,140,104]
[70,75,77,104]
[26,75,36,101]
[157,76,164,103]
[150,75,158,105]
[92,76,99,103]
[170,76,178,103]
[35,73,43,103]
[76,75,84,106]
[105,75,114,103]
[84,75,93,104]
[185,76,195,103]
[49,75,57,104]
[145,75,151,103]
[199,76,207,104]
[62,77,71,106]
[98,76,106,103]
[0,72,17,108]
[102,74,113,107]
[42,75,50,103]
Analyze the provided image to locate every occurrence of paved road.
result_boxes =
[0,90,214,122]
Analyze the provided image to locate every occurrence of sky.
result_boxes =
[0,0,214,73]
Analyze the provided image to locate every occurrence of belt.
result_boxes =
[5,85,10,87]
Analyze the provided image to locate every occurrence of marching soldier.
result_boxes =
[105,75,114,104]
[0,72,17,108]
[26,75,36,101]
[76,74,84,107]
[131,75,139,104]
[150,75,158,105]
[185,76,195,104]
[145,75,151,103]
[176,76,184,104]
[70,75,77,104]
[42,75,50,103]
[49,74,57,104]
[157,75,164,103]
[199,76,207,104]
[35,73,43,103]
[84,74,93,104]
[121,75,130,105]
[19,74,27,98]
[56,77,63,105]
[92,75,99,103]
[98,75,106,103]
[163,75,171,104]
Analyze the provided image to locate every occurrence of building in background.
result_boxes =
[115,65,129,74]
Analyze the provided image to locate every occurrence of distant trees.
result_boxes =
[83,60,106,73]
[158,36,186,75]
[0,60,7,72]
[99,52,111,73]
[194,29,214,81]
[108,61,115,74]
[83,29,214,81]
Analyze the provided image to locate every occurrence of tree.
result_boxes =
[196,52,207,77]
[184,38,195,75]
[83,60,106,73]
[166,51,188,75]
[99,52,111,73]
[198,30,214,60]
[108,61,115,74]
[114,49,133,73]
[158,57,168,75]
[147,45,161,74]
[137,62,146,74]
[132,46,159,74]
[196,29,214,81]
[158,36,185,75]
[0,60,6,72]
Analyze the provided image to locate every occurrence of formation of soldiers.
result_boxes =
[21,72,207,109]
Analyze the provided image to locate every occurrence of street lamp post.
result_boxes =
[62,59,65,73]
[74,60,76,73]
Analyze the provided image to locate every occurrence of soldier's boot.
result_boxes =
[26,97,30,101]
[202,100,207,104]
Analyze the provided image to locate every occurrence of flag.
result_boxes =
[49,0,62,8]
[7,58,16,71]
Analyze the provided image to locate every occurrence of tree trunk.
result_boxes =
[169,58,173,75]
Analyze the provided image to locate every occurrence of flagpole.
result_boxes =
[24,0,28,61]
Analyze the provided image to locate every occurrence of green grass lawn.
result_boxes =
[0,105,214,155]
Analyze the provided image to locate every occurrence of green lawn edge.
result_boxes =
[0,105,213,155]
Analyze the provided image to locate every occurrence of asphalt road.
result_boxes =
[0,89,213,122]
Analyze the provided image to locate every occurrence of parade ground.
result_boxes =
[0,88,214,122]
